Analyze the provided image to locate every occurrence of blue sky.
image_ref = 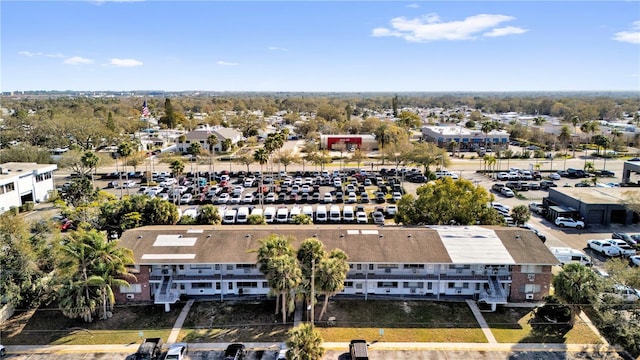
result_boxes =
[2,1,639,92]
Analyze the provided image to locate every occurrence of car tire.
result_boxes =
[559,223,565,227]
[576,225,582,229]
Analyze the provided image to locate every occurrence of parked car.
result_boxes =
[540,180,557,189]
[164,343,188,360]
[630,255,640,267]
[322,192,333,203]
[612,232,638,246]
[528,202,545,215]
[555,217,584,229]
[223,343,246,360]
[391,191,402,202]
[179,193,192,205]
[587,239,620,257]
[371,211,385,225]
[500,187,515,197]
[600,284,640,303]
[356,211,368,224]
[594,170,615,177]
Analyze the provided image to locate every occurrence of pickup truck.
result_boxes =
[132,338,163,360]
[607,239,636,257]
[587,239,620,257]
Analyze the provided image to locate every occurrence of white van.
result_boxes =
[329,205,341,222]
[550,247,593,266]
[264,207,276,223]
[250,207,263,219]
[223,209,237,224]
[343,206,355,222]
[289,206,302,222]
[276,207,289,223]
[236,206,250,224]
[316,205,328,223]
[302,205,314,221]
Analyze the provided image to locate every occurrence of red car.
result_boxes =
[60,219,76,232]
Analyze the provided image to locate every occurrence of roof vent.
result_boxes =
[178,235,183,238]
[137,235,143,239]
[313,233,318,238]
[245,234,251,238]
[379,234,384,238]
[340,234,344,238]
[408,234,412,238]
[207,234,212,238]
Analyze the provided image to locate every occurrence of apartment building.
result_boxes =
[116,225,558,312]
[0,162,57,214]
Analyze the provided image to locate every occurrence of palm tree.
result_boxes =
[169,159,185,179]
[81,151,99,186]
[55,229,134,322]
[374,123,391,156]
[480,121,494,150]
[483,154,496,178]
[285,323,325,360]
[269,254,302,323]
[254,147,269,176]
[552,263,601,324]
[316,249,348,321]
[296,238,326,315]
[254,235,296,316]
[187,142,202,175]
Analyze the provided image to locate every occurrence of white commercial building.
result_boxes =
[422,125,510,151]
[0,162,57,213]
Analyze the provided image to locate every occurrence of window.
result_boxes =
[369,264,374,270]
[215,264,221,270]
[356,264,362,271]
[344,282,353,288]
[236,282,258,288]
[521,265,542,274]
[190,265,212,269]
[403,264,425,269]
[378,264,399,269]
[524,284,541,293]
[462,283,469,289]
[226,265,233,270]
[119,284,142,293]
[449,264,470,270]
[216,282,221,290]
[228,283,233,290]
[355,283,363,289]
[377,282,398,288]
[403,282,423,288]
[192,282,212,289]
[178,265,184,270]
[236,264,257,269]
[3,183,15,193]
[262,282,269,288]
[427,282,433,290]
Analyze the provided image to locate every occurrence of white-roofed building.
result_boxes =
[0,162,57,214]
[175,124,244,153]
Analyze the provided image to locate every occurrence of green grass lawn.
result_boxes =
[482,307,604,344]
[314,300,486,343]
[0,303,181,345]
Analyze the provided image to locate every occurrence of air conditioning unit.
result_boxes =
[410,288,416,294]
[126,294,135,300]
[386,288,391,293]
[385,268,391,273]
[525,293,534,300]
[162,269,169,275]
[527,274,535,281]
[456,289,462,294]
[456,269,463,274]
[412,268,417,274]
[244,268,251,273]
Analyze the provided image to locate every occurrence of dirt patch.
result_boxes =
[180,300,289,343]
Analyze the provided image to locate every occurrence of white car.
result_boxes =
[277,343,288,360]
[554,217,584,229]
[601,284,640,303]
[500,188,515,197]
[392,192,402,202]
[587,239,620,257]
[216,193,230,204]
[548,173,561,180]
[179,193,192,204]
[356,211,368,224]
[242,193,255,204]
[630,255,640,267]
[322,192,333,203]
[607,239,636,257]
[164,343,188,360]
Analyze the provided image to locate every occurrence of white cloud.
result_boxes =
[483,26,528,37]
[406,3,420,8]
[64,56,94,65]
[268,46,288,51]
[18,51,42,57]
[612,21,640,44]
[372,13,526,42]
[217,61,239,66]
[110,58,143,67]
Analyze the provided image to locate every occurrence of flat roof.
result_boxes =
[118,225,558,266]
[550,187,638,205]
[0,162,57,181]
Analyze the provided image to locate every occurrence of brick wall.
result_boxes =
[510,265,552,301]
[114,265,152,303]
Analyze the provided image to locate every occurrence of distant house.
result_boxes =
[320,134,378,151]
[175,124,243,153]
[116,225,557,312]
[0,162,57,214]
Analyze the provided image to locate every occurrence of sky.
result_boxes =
[1,1,639,92]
